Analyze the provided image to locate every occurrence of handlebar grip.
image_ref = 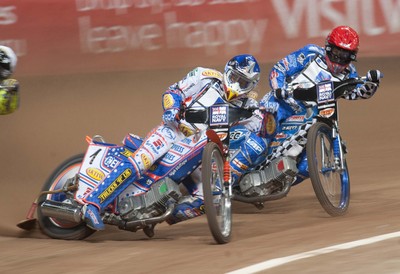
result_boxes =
[292,87,317,101]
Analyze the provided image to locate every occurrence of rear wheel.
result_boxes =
[202,142,232,244]
[307,122,350,216]
[37,154,95,240]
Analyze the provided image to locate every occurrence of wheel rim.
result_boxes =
[315,131,346,208]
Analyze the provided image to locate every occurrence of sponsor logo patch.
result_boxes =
[202,69,222,79]
[317,82,334,102]
[104,156,119,169]
[270,141,281,147]
[287,115,305,122]
[264,113,276,135]
[275,133,287,139]
[141,154,151,169]
[319,107,335,118]
[120,149,133,158]
[210,105,228,126]
[230,130,245,140]
[233,158,248,170]
[86,167,105,181]
[178,123,194,137]
[247,138,263,154]
[163,94,174,109]
[98,168,132,203]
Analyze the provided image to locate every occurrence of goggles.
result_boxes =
[326,45,357,65]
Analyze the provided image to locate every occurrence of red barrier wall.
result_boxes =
[1,0,400,76]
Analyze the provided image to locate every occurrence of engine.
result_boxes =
[118,177,182,221]
[239,156,298,197]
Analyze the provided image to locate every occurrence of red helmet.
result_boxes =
[325,26,359,74]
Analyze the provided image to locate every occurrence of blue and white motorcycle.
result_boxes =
[200,77,377,244]
[16,89,254,243]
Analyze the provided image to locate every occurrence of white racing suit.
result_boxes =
[82,67,266,227]
[261,44,379,165]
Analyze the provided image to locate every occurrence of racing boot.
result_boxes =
[166,196,205,225]
[82,204,105,231]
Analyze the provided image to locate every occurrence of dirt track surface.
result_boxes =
[0,58,399,273]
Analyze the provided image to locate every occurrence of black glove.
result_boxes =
[366,70,383,84]
[274,88,290,100]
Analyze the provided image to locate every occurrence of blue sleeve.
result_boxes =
[269,44,324,90]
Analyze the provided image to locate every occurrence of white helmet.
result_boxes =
[0,46,17,79]
[223,54,260,101]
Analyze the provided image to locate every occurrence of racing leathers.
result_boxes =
[260,43,380,170]
[82,67,266,230]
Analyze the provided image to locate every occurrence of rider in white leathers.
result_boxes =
[82,54,265,230]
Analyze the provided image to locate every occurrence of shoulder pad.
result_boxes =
[303,44,324,56]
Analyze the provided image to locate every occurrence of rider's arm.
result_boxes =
[235,97,263,134]
[343,66,382,100]
[162,67,222,131]
[269,44,324,90]
[162,67,208,127]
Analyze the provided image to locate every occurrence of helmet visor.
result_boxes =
[227,70,252,91]
[326,45,356,65]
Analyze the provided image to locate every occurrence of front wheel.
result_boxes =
[202,142,232,244]
[37,154,95,240]
[306,122,350,216]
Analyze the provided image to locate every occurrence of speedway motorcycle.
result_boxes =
[16,86,254,242]
[200,77,377,244]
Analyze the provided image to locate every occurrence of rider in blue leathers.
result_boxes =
[82,54,267,230]
[259,26,383,173]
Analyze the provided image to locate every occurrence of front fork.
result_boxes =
[223,155,233,197]
[332,125,346,171]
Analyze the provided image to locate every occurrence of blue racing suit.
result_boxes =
[258,44,380,184]
[261,44,379,144]
[263,44,378,125]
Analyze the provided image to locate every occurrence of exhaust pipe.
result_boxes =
[232,181,291,203]
[40,200,82,223]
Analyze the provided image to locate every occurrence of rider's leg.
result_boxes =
[166,168,205,225]
[230,132,268,186]
[83,124,181,230]
[82,155,138,230]
[164,132,209,225]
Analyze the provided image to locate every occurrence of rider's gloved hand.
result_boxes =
[273,88,291,100]
[162,108,180,125]
[162,88,183,126]
[366,70,383,84]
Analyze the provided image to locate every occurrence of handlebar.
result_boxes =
[277,77,378,102]
[184,105,257,125]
